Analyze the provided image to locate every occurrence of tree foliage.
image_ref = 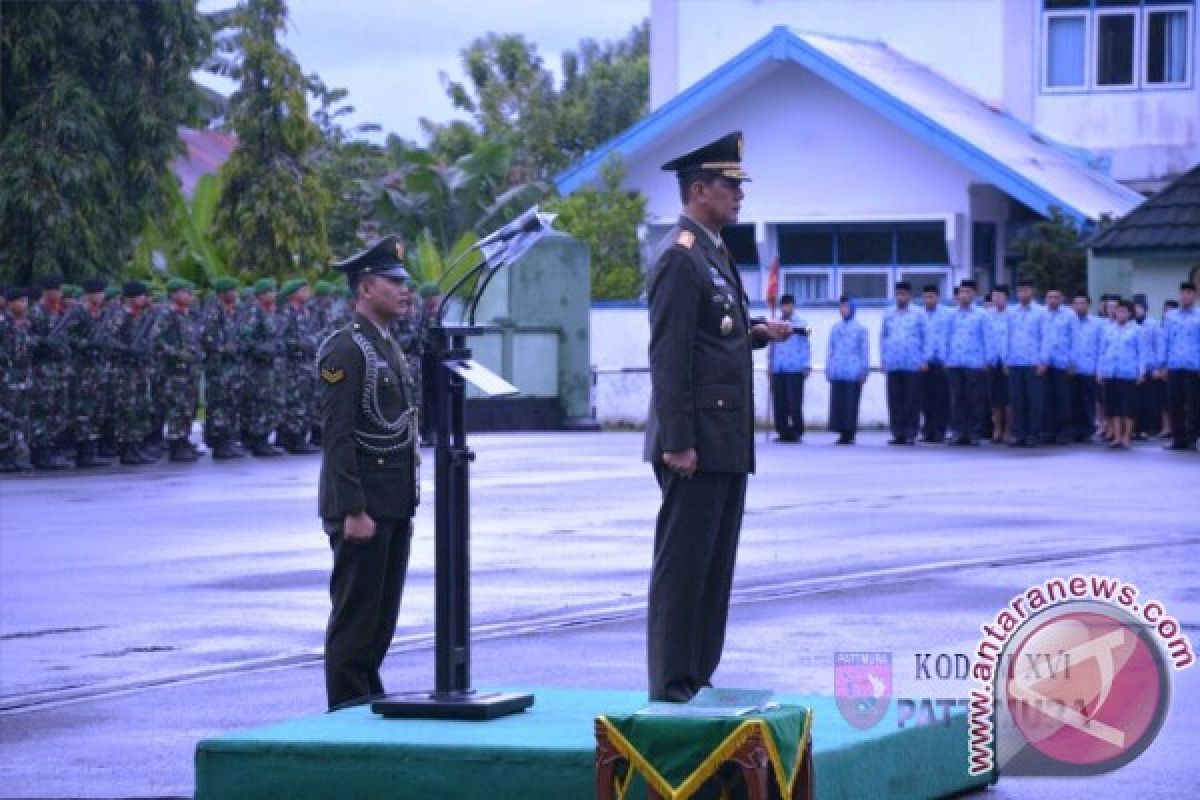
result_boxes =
[1015,207,1089,298]
[214,0,328,279]
[546,158,646,300]
[0,0,207,286]
[129,173,232,288]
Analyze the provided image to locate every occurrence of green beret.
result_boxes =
[166,277,193,293]
[253,277,278,296]
[279,277,307,298]
[62,284,83,299]
[213,277,238,292]
[104,285,121,299]
[151,288,166,302]
[313,280,334,297]
[418,282,440,299]
[338,285,353,299]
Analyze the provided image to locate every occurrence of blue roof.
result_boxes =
[555,27,1143,224]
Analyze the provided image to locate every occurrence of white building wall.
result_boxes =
[652,0,1008,109]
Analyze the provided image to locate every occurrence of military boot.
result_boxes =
[282,432,320,455]
[98,439,117,458]
[168,439,199,463]
[211,439,245,460]
[119,443,152,466]
[76,441,113,468]
[31,448,72,470]
[0,449,31,473]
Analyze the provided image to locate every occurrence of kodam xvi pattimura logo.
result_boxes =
[968,574,1194,778]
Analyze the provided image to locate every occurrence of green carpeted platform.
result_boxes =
[194,688,994,799]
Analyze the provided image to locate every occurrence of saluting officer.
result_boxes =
[317,235,421,710]
[643,132,792,702]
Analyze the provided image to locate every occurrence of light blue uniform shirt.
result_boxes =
[769,318,811,373]
[1069,314,1104,376]
[1007,302,1045,367]
[1098,323,1144,380]
[922,305,951,363]
[1041,307,1074,369]
[1161,306,1200,370]
[986,307,1009,366]
[826,318,870,382]
[1136,317,1163,371]
[880,306,928,372]
[943,306,992,369]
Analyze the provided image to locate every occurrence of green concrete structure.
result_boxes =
[1088,164,1200,311]
[195,688,994,799]
[468,232,594,427]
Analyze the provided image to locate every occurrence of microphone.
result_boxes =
[476,206,544,249]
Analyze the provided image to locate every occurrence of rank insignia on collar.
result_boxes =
[321,367,345,384]
[677,230,695,249]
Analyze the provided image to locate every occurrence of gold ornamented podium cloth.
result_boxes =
[595,705,813,799]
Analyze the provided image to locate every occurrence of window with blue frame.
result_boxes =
[1042,0,1193,90]
[776,222,950,302]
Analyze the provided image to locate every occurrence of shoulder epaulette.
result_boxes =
[676,230,695,249]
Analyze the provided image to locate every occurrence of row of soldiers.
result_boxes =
[0,274,441,472]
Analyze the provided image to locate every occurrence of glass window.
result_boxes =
[778,225,833,265]
[897,223,949,264]
[724,224,759,267]
[1146,10,1190,84]
[1046,14,1089,87]
[784,272,830,303]
[1097,12,1137,85]
[837,227,892,265]
[841,272,890,300]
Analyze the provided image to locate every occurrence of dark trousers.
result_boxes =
[920,364,949,440]
[886,370,921,441]
[648,465,747,702]
[948,368,986,442]
[828,380,862,437]
[1041,367,1072,442]
[1069,374,1098,441]
[1009,367,1044,443]
[1168,369,1200,447]
[325,518,413,710]
[770,372,806,440]
[1135,377,1166,435]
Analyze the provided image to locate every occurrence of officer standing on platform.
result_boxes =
[768,293,811,442]
[919,285,950,443]
[318,235,421,710]
[643,132,792,702]
[881,281,927,445]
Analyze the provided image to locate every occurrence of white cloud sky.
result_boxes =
[200,0,649,141]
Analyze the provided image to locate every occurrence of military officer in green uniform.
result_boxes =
[644,132,792,702]
[317,235,420,710]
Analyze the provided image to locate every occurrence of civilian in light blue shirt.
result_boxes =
[919,285,951,442]
[944,281,990,444]
[881,281,927,444]
[1006,279,1045,447]
[1040,289,1074,444]
[1132,295,1167,439]
[768,294,811,442]
[1159,281,1200,450]
[827,296,870,445]
[985,286,1012,443]
[1068,294,1103,441]
[1097,300,1145,449]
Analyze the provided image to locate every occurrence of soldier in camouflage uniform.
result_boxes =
[0,288,34,472]
[26,276,73,469]
[106,281,156,466]
[276,278,321,454]
[97,284,123,457]
[239,277,285,457]
[201,277,246,459]
[141,289,170,460]
[63,278,115,467]
[156,278,204,462]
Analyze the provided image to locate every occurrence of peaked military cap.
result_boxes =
[661,131,750,181]
[334,235,411,282]
[213,277,238,293]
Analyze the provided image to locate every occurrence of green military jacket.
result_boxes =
[643,216,768,474]
[317,313,418,523]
